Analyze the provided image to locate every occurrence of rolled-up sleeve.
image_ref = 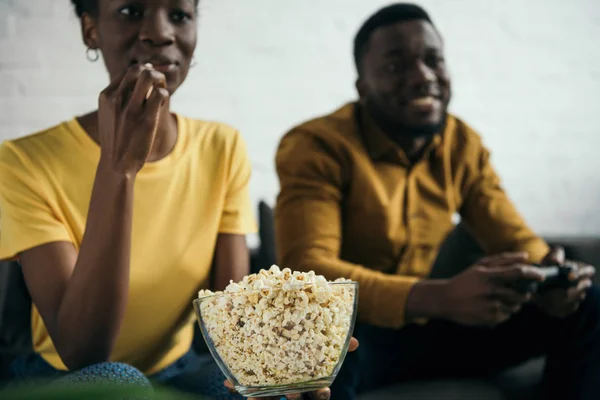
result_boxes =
[275,130,420,329]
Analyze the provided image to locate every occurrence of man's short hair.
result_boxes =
[353,3,435,74]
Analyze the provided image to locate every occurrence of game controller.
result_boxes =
[512,264,578,294]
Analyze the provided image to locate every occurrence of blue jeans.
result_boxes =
[8,348,242,399]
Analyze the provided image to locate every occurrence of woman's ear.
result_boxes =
[81,14,100,49]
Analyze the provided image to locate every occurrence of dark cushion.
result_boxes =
[255,200,276,273]
[359,359,545,400]
[0,261,32,381]
[545,237,600,285]
[491,358,544,400]
[429,223,484,279]
[358,379,505,400]
[430,223,600,284]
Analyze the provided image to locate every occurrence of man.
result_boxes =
[275,3,600,399]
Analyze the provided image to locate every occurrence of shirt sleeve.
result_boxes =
[0,143,71,261]
[458,138,549,263]
[275,130,420,329]
[218,132,257,235]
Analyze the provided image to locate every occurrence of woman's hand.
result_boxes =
[97,63,169,176]
[16,64,171,370]
[224,337,359,399]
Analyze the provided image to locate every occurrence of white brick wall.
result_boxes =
[1,0,599,237]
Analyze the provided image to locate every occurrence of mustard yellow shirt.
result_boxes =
[275,103,548,329]
[0,115,256,374]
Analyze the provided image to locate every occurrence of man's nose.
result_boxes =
[409,59,436,84]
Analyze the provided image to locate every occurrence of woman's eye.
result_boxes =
[118,6,143,19]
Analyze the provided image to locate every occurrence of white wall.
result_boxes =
[1,0,599,237]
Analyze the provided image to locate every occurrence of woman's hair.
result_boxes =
[71,0,199,18]
[71,0,97,18]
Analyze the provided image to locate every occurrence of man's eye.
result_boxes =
[387,62,404,73]
[425,55,445,68]
[170,9,193,23]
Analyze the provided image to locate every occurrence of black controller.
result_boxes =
[512,264,578,294]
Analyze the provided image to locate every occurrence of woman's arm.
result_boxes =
[18,65,168,370]
[20,167,135,370]
[212,233,250,291]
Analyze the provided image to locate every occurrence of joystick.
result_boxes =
[512,264,577,294]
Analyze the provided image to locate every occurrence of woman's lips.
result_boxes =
[150,63,177,73]
[131,59,178,73]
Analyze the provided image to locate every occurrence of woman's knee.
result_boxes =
[57,361,151,387]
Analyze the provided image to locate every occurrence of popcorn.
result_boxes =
[197,265,356,387]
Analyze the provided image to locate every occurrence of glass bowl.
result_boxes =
[193,281,358,397]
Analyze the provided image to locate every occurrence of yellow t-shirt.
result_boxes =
[0,114,257,374]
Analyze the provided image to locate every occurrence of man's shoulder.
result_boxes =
[278,102,360,152]
[294,102,356,133]
[444,114,487,157]
[445,114,483,144]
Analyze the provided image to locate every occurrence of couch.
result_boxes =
[1,201,599,399]
[0,260,31,384]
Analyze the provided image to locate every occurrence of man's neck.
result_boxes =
[389,134,431,162]
[373,117,435,163]
[361,104,440,163]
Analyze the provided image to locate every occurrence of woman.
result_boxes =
[0,1,343,398]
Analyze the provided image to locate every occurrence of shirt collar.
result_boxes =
[358,105,443,166]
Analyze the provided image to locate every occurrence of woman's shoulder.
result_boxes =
[0,120,77,170]
[179,115,247,157]
[180,115,240,141]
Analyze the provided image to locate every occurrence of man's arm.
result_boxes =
[275,130,420,329]
[458,142,596,319]
[458,138,549,262]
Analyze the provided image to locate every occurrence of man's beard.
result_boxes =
[365,98,447,139]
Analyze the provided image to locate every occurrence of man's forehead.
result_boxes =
[369,20,442,54]
[106,0,196,6]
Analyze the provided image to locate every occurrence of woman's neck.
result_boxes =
[77,104,178,163]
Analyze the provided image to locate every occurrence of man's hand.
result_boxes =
[534,247,595,318]
[224,337,359,400]
[435,252,545,327]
